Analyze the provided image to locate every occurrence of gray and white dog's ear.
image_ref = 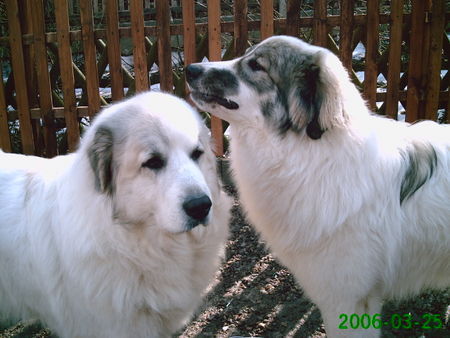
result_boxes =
[88,126,114,194]
[289,50,348,140]
[289,53,325,139]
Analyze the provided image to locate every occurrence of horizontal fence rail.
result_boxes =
[0,0,448,156]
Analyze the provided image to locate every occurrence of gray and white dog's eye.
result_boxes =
[248,59,265,72]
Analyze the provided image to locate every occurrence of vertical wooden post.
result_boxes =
[21,1,43,155]
[80,0,101,117]
[385,0,404,120]
[234,0,248,56]
[313,0,327,47]
[105,0,124,101]
[0,66,11,152]
[208,0,224,156]
[406,0,428,122]
[6,0,35,154]
[54,0,80,152]
[260,0,274,40]
[156,0,173,92]
[31,0,57,157]
[182,0,196,96]
[130,0,149,92]
[424,0,445,121]
[286,0,300,37]
[340,0,354,72]
[364,0,379,112]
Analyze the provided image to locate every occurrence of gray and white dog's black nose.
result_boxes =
[185,64,204,83]
[183,194,212,224]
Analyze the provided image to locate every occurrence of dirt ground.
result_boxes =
[1,190,449,338]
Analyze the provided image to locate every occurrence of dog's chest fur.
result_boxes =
[228,127,382,254]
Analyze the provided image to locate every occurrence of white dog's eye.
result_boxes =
[248,58,265,72]
[191,148,204,162]
[143,154,165,171]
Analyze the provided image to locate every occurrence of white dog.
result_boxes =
[186,35,450,337]
[0,92,231,338]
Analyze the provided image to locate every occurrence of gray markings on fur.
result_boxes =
[400,141,438,204]
[88,126,114,195]
[238,40,324,137]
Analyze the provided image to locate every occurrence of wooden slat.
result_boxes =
[424,0,445,120]
[6,0,35,154]
[80,0,100,116]
[406,0,427,122]
[286,0,300,37]
[130,0,149,92]
[54,0,80,152]
[105,0,124,101]
[31,0,57,157]
[234,0,248,56]
[182,0,196,97]
[20,1,38,108]
[364,0,379,111]
[340,0,354,72]
[21,0,44,155]
[6,89,443,121]
[260,0,274,40]
[207,0,223,156]
[385,0,404,120]
[314,0,327,47]
[156,0,173,92]
[182,0,196,65]
[0,66,11,152]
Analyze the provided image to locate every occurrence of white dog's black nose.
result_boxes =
[186,64,204,82]
[183,195,212,223]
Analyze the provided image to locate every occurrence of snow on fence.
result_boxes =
[0,0,448,157]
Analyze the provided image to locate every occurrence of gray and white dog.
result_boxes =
[186,35,450,337]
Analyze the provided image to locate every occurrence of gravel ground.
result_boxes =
[1,190,449,338]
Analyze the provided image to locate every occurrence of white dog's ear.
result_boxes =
[88,126,114,194]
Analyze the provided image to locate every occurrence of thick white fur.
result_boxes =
[188,36,450,337]
[0,92,231,337]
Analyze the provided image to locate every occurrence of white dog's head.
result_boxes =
[80,92,219,233]
[186,35,365,139]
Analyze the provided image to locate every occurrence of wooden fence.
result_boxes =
[0,0,448,157]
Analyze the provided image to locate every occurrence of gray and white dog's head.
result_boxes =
[186,35,361,139]
[80,91,219,233]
